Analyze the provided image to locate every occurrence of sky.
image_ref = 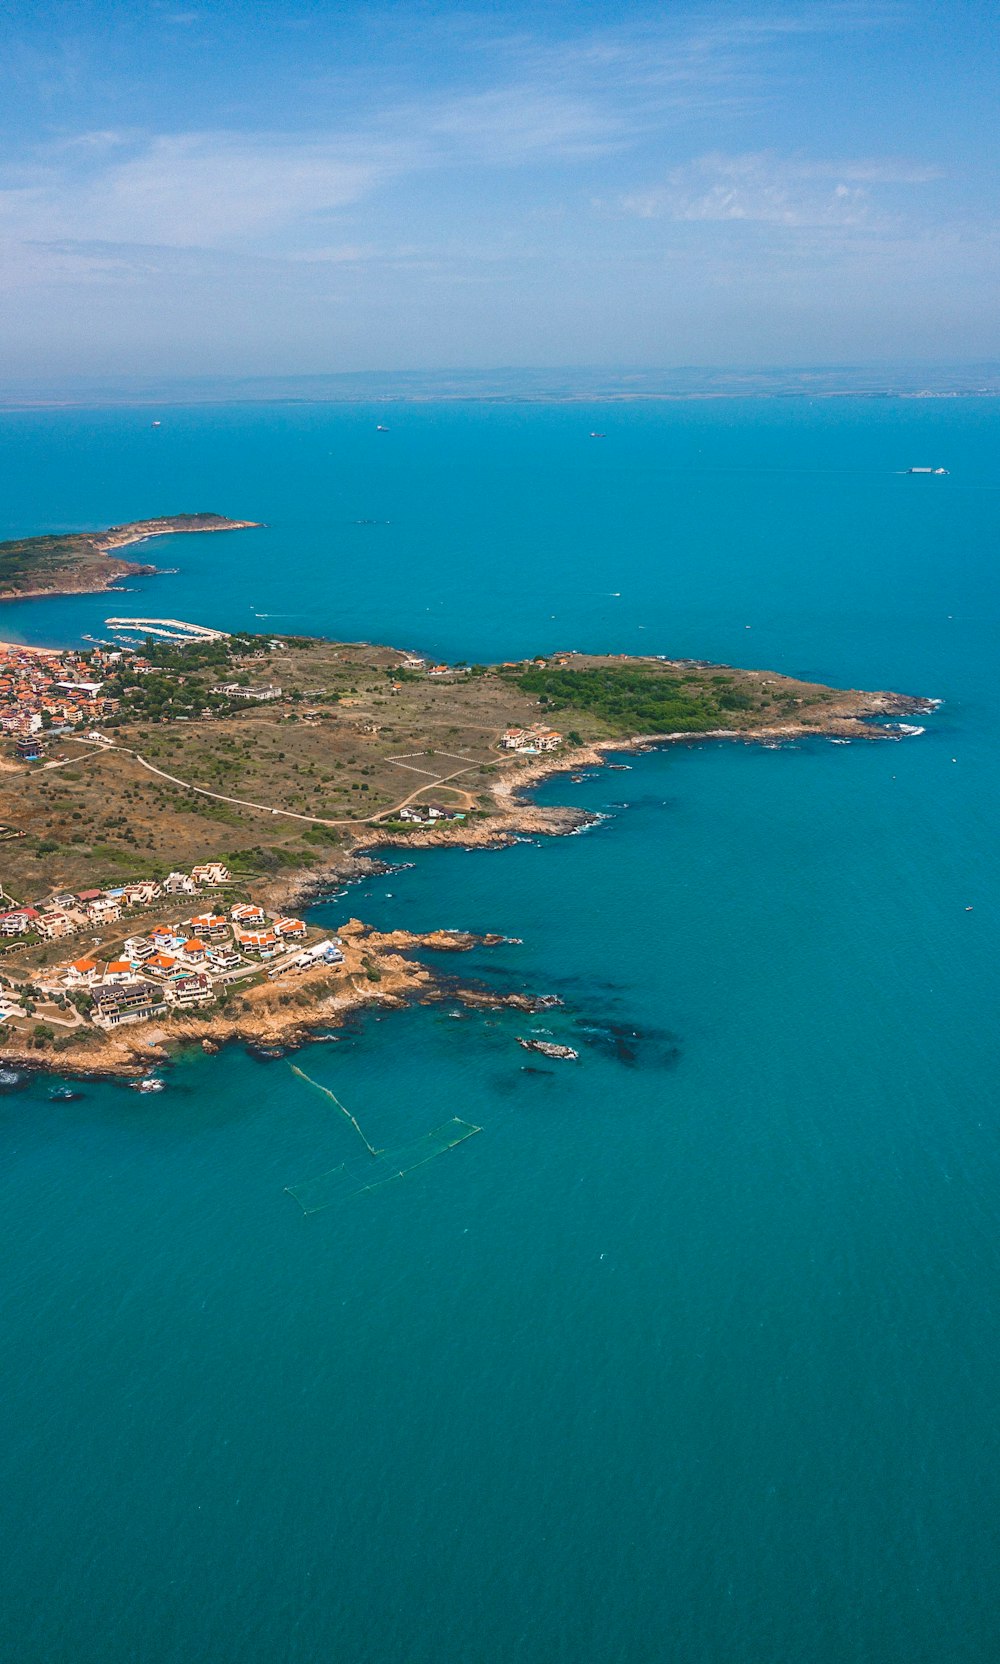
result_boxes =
[0,0,997,379]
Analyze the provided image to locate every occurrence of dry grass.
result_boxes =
[1,636,877,910]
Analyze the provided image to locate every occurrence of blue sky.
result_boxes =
[1,0,997,377]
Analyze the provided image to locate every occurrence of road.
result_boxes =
[56,736,489,829]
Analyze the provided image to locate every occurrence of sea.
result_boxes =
[0,396,998,1664]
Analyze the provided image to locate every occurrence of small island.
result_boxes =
[0,556,933,1080]
[0,513,261,601]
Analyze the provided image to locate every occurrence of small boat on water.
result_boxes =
[907,466,948,475]
[151,420,161,428]
[49,1086,83,1102]
[376,424,389,432]
[589,432,606,439]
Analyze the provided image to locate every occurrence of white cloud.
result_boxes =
[0,134,389,249]
[416,86,627,162]
[96,135,378,242]
[613,152,941,228]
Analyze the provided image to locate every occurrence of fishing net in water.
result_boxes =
[286,1117,483,1212]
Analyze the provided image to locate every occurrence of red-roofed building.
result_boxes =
[234,928,280,958]
[0,907,39,936]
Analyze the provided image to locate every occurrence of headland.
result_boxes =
[0,547,934,1080]
[0,513,261,601]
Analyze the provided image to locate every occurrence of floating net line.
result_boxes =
[285,1065,482,1212]
[288,1064,381,1156]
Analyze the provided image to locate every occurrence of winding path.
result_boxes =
[60,736,487,829]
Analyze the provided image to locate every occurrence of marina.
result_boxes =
[104,616,229,643]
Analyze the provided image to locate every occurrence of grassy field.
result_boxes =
[1,636,872,908]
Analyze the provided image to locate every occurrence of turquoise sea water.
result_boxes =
[1,398,998,1663]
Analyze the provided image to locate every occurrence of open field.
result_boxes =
[1,633,926,915]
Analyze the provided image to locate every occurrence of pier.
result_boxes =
[104,616,229,643]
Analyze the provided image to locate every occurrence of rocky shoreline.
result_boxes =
[0,663,934,1087]
[0,513,262,602]
[263,687,935,918]
[0,559,162,603]
[0,919,533,1084]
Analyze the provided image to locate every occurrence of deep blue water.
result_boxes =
[1,399,998,1663]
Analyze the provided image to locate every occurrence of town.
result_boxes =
[0,858,344,1044]
[0,640,123,758]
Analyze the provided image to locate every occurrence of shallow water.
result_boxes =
[1,398,998,1663]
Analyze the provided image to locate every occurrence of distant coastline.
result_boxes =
[2,364,998,410]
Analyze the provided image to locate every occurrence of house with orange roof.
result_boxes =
[275,918,307,940]
[64,957,100,987]
[233,927,280,958]
[145,953,178,978]
[231,902,267,927]
[149,926,186,952]
[190,913,229,940]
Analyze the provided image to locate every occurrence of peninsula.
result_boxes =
[0,614,933,1080]
[0,513,261,601]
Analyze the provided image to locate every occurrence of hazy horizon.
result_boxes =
[3,361,1000,409]
[2,0,997,380]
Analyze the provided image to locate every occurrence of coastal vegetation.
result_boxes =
[512,663,746,734]
[0,513,260,599]
[2,628,918,925]
[0,616,930,1077]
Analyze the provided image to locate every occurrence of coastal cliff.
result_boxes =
[0,513,261,600]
